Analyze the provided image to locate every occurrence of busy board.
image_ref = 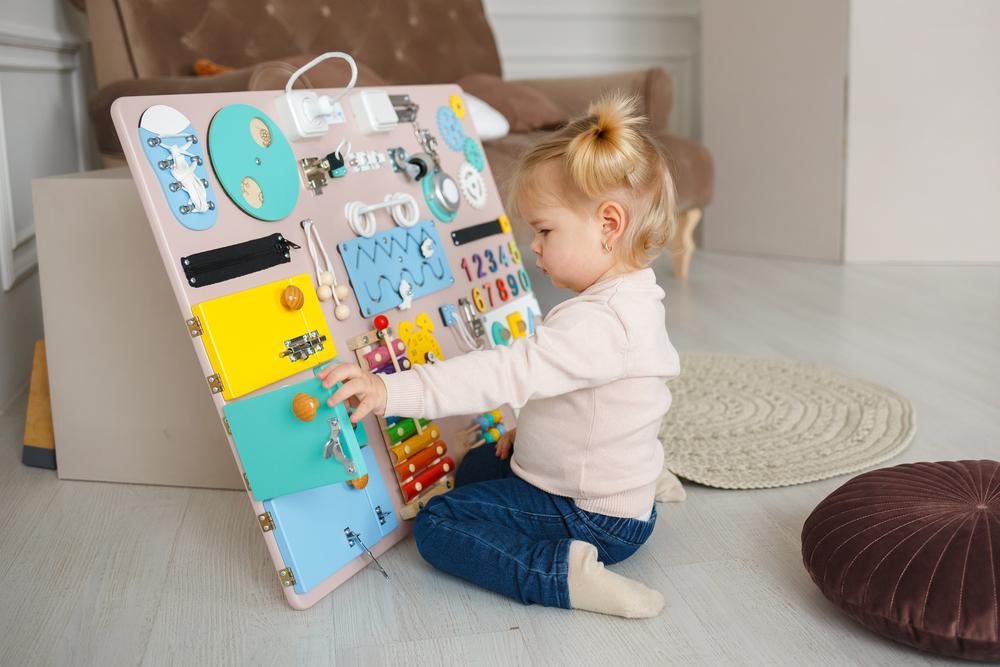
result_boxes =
[112,65,540,609]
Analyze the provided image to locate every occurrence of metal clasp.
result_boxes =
[323,418,357,475]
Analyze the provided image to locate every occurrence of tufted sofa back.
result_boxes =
[84,0,503,87]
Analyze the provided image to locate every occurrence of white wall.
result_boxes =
[0,0,94,410]
[701,0,850,262]
[483,0,702,138]
[843,0,1000,263]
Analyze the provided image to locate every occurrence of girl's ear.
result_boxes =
[597,200,628,245]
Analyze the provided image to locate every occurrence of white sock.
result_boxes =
[565,541,665,618]
[655,469,686,503]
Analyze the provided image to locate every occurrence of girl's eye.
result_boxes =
[539,230,550,236]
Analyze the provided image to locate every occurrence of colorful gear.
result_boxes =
[436,106,466,152]
[458,162,487,209]
[449,94,466,119]
[463,137,485,172]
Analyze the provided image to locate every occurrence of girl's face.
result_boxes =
[519,163,623,292]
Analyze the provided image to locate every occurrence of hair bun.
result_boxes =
[566,92,648,196]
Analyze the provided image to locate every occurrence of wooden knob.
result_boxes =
[282,285,305,310]
[350,474,369,490]
[292,392,319,422]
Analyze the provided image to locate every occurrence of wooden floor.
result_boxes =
[2,251,997,666]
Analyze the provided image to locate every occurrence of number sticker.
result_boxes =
[519,269,531,291]
[499,245,509,267]
[508,240,522,264]
[496,277,509,302]
[460,257,472,282]
[472,254,485,278]
[484,283,494,307]
[484,249,498,273]
[472,287,486,313]
[507,273,519,297]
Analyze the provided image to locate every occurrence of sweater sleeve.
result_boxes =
[381,301,628,419]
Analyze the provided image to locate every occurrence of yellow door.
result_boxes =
[192,274,336,400]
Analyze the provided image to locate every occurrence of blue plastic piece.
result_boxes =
[439,303,459,327]
[138,119,217,230]
[207,104,299,221]
[337,220,456,317]
[264,446,399,595]
[436,106,466,151]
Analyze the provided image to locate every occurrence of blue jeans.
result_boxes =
[413,445,657,608]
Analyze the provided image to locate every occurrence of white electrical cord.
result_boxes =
[285,52,358,121]
[344,193,420,238]
[300,219,350,320]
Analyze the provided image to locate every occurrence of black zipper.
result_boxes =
[181,233,300,287]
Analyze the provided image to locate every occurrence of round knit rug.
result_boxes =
[658,353,917,489]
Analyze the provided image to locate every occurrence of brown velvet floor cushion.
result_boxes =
[802,461,1000,661]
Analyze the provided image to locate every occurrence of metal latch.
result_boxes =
[280,331,327,362]
[299,157,329,195]
[375,505,391,526]
[390,94,418,122]
[344,527,389,580]
[323,418,357,475]
[258,512,274,532]
[186,316,203,337]
[278,567,295,587]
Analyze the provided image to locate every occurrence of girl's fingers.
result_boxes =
[352,396,375,424]
[327,377,366,408]
[320,363,362,389]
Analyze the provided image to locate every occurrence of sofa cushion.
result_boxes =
[458,73,568,133]
[802,460,1000,662]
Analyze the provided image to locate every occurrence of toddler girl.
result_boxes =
[319,93,682,618]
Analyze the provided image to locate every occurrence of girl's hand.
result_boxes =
[495,427,516,460]
[317,363,387,425]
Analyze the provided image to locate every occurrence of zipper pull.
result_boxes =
[278,235,301,251]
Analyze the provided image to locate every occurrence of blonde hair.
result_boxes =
[508,93,677,269]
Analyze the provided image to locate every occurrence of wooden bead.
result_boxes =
[282,285,305,310]
[292,392,319,422]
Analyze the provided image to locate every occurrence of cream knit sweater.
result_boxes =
[382,268,681,518]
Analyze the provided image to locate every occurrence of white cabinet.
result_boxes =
[702,0,1000,263]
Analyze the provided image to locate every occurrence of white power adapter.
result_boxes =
[280,52,357,140]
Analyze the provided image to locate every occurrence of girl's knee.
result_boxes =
[413,495,449,556]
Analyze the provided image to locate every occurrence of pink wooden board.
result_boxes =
[111,84,529,609]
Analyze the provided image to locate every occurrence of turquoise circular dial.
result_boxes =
[208,104,299,221]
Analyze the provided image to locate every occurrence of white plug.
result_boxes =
[279,52,357,140]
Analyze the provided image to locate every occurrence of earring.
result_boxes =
[602,241,613,253]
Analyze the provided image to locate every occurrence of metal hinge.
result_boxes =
[207,374,223,394]
[243,472,251,492]
[278,567,295,587]
[186,316,203,337]
[258,512,274,532]
[375,505,391,526]
[223,418,232,435]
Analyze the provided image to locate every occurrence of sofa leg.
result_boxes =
[669,208,702,278]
